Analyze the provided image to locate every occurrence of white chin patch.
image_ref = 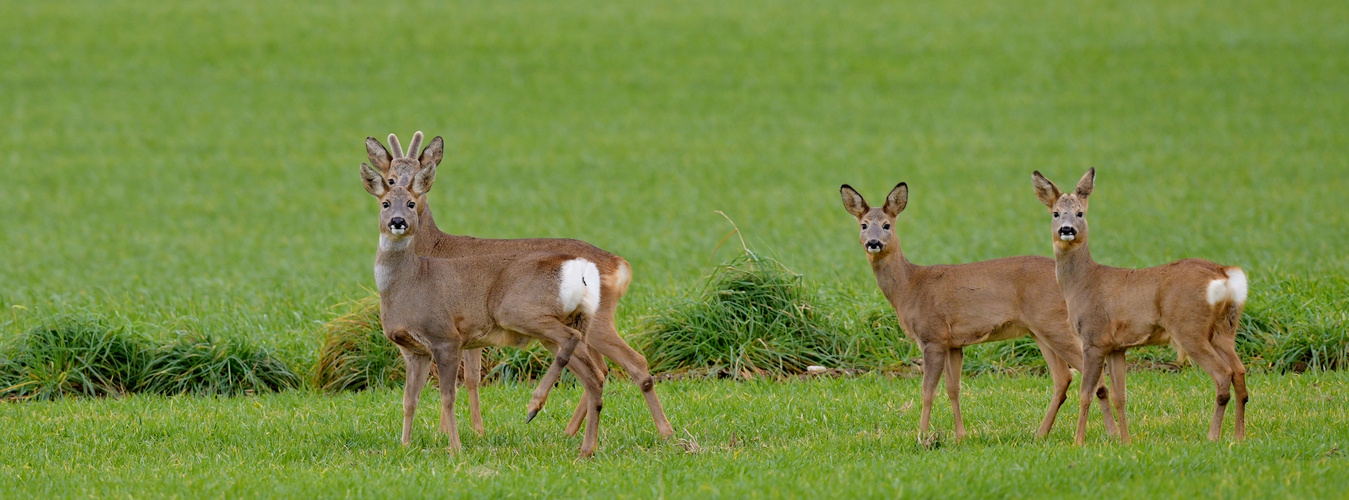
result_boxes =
[866,247,882,254]
[390,227,405,235]
[1059,234,1075,241]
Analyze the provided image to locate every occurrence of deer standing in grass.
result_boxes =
[361,159,611,457]
[840,183,1118,441]
[1032,168,1249,444]
[365,133,673,439]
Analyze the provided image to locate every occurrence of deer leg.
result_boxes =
[1075,347,1105,445]
[919,344,947,442]
[1042,331,1117,437]
[1105,350,1129,444]
[565,344,606,459]
[565,344,606,437]
[463,347,485,436]
[1032,336,1071,438]
[1213,334,1249,441]
[397,345,433,446]
[580,316,674,438]
[945,347,966,441]
[524,331,581,423]
[430,344,464,452]
[1177,335,1234,441]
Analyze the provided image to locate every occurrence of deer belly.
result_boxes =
[467,328,534,350]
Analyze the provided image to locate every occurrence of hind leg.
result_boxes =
[565,343,607,436]
[1212,334,1248,440]
[1175,333,1235,441]
[1105,350,1129,444]
[944,347,966,441]
[1032,336,1071,438]
[575,313,674,438]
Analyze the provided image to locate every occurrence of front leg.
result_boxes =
[1075,346,1106,445]
[429,342,465,452]
[396,344,433,446]
[918,344,947,443]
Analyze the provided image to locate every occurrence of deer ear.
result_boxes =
[366,137,393,172]
[882,182,908,217]
[411,162,437,196]
[419,136,444,170]
[1074,167,1095,199]
[1032,171,1062,209]
[840,185,869,219]
[361,163,387,197]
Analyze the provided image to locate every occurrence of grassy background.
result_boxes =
[1,0,1347,496]
[1,373,1345,497]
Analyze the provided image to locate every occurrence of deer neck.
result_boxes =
[375,234,419,294]
[417,199,446,236]
[1053,238,1099,294]
[868,238,917,305]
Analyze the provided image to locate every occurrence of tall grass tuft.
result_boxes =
[313,294,556,391]
[0,315,148,401]
[313,295,404,392]
[1237,274,1349,372]
[634,252,854,379]
[141,333,299,396]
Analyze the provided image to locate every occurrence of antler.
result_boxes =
[407,131,423,159]
[388,134,404,159]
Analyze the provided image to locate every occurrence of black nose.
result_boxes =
[865,240,883,250]
[390,217,407,229]
[1058,226,1076,236]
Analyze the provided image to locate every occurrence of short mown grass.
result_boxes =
[1,372,1344,497]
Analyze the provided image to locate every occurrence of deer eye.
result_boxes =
[381,201,390,209]
[1053,211,1060,218]
[1076,212,1083,217]
[860,223,868,230]
[883,223,891,230]
[387,178,395,185]
[407,201,416,209]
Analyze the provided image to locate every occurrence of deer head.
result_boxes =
[840,183,908,256]
[361,155,438,240]
[365,132,444,211]
[1032,168,1095,249]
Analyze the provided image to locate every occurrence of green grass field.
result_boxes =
[2,0,1347,497]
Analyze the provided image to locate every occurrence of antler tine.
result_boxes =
[388,133,405,159]
[408,131,424,159]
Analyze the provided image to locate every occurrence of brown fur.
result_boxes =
[840,183,1118,442]
[365,133,672,439]
[362,163,609,457]
[1032,168,1249,444]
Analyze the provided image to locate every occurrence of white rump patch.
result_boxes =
[1205,268,1248,306]
[1206,280,1227,306]
[1226,268,1248,305]
[558,258,601,316]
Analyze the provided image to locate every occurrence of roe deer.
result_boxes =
[1032,168,1249,444]
[366,132,673,439]
[841,183,1118,441]
[361,160,609,457]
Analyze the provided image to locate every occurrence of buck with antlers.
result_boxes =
[1032,168,1249,444]
[364,132,673,440]
[361,157,611,457]
[841,183,1118,441]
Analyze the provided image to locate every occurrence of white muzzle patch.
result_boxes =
[866,247,882,254]
[1059,234,1075,241]
[390,227,405,235]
